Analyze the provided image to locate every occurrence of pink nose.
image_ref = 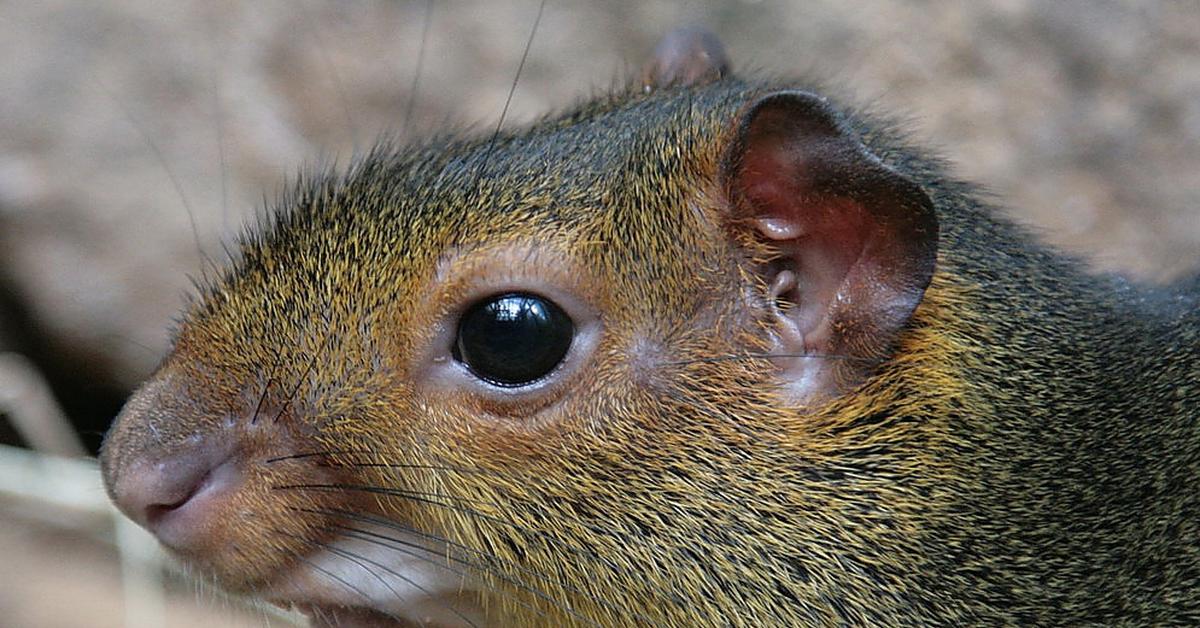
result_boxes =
[109,435,240,551]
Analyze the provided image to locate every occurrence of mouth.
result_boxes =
[295,605,412,628]
[262,524,487,627]
[285,598,485,628]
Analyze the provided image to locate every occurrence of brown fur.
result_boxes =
[102,52,1200,626]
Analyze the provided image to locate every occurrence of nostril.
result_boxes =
[110,438,240,551]
[142,469,211,527]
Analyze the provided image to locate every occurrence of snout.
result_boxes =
[99,365,352,590]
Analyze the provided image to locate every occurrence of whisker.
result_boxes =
[273,483,503,511]
[304,506,645,627]
[267,452,574,495]
[300,0,357,145]
[86,77,208,267]
[314,519,588,627]
[273,482,615,574]
[250,343,289,426]
[265,446,680,626]
[265,449,368,464]
[668,351,882,366]
[279,528,481,628]
[267,453,679,601]
[471,0,547,193]
[277,485,661,626]
[272,327,333,424]
[250,376,274,426]
[95,330,160,359]
[266,452,515,480]
[278,545,373,606]
[490,0,545,141]
[341,518,586,626]
[402,0,434,137]
[327,544,481,628]
[338,525,586,626]
[202,4,230,234]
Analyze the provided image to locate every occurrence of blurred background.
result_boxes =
[1,0,1198,625]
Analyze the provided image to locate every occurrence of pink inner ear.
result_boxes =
[722,91,937,401]
[740,136,877,330]
[740,140,815,225]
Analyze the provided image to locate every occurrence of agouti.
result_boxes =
[100,29,1199,626]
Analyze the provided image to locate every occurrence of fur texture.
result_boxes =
[102,75,1200,626]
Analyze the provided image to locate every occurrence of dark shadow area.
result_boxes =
[0,269,129,455]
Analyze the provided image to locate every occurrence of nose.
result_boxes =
[107,431,241,551]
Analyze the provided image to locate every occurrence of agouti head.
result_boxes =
[100,30,986,626]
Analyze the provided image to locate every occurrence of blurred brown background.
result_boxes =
[1,0,1198,626]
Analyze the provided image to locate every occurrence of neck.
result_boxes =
[921,237,1200,621]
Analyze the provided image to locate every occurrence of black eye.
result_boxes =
[453,293,574,387]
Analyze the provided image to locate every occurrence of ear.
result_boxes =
[721,91,938,403]
[640,27,730,91]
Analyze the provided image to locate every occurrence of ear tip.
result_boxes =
[741,90,846,140]
[641,27,731,90]
[751,90,832,109]
[655,26,724,48]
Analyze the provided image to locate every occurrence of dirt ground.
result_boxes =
[1,1,1199,626]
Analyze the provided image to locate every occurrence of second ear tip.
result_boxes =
[656,26,726,52]
[642,26,731,90]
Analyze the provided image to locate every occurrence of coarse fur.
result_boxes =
[101,56,1200,628]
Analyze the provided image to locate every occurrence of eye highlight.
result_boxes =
[452,292,574,387]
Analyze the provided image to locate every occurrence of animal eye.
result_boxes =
[453,292,574,387]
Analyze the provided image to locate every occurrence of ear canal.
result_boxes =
[721,91,939,403]
[640,27,730,91]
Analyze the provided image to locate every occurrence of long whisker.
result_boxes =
[304,506,650,627]
[266,449,374,464]
[272,482,617,574]
[280,528,481,628]
[268,454,681,585]
[328,544,481,628]
[402,0,434,137]
[266,452,516,480]
[319,517,571,625]
[300,0,357,145]
[470,0,547,193]
[668,351,882,366]
[275,483,664,627]
[278,545,373,606]
[273,483,504,511]
[87,77,208,267]
[269,456,643,540]
[203,4,230,234]
[272,327,333,424]
[322,509,557,589]
[249,353,283,426]
[249,376,275,426]
[266,452,576,495]
[316,520,590,627]
[271,367,308,425]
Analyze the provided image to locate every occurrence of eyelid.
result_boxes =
[432,244,604,319]
[409,243,603,419]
